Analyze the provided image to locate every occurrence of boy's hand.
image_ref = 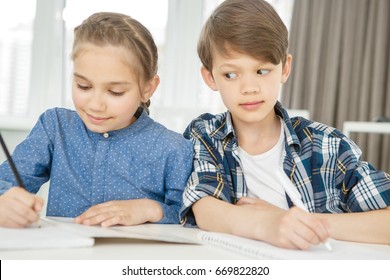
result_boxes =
[0,187,44,228]
[75,199,163,227]
[237,197,330,250]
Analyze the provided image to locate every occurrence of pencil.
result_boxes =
[279,167,333,251]
[0,132,26,189]
[0,132,41,227]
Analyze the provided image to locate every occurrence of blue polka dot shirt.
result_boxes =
[0,108,193,224]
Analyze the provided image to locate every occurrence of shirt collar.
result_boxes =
[210,111,236,140]
[210,101,302,151]
[85,107,152,141]
[274,101,302,153]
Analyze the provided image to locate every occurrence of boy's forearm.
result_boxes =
[315,206,390,244]
[192,196,267,240]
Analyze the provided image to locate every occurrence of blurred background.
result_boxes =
[0,0,389,173]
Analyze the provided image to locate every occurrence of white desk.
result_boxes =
[1,224,390,260]
[0,238,250,260]
[343,121,390,138]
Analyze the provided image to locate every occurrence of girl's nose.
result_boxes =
[88,91,106,111]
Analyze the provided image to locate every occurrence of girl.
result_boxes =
[0,12,193,228]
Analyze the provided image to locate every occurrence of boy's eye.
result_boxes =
[77,84,91,91]
[224,73,237,79]
[257,69,270,75]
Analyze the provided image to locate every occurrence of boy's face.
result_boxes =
[72,44,155,133]
[202,49,291,128]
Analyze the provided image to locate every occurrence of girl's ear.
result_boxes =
[281,54,292,84]
[141,75,160,103]
[201,66,218,91]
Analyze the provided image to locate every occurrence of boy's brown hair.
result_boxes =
[198,0,288,72]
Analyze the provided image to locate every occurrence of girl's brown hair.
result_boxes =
[72,12,158,113]
[198,0,288,72]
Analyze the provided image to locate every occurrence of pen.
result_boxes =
[279,167,333,251]
[0,132,41,227]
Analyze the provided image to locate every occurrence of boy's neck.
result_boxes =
[234,114,281,155]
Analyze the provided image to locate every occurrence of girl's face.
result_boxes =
[72,44,156,133]
[202,49,291,129]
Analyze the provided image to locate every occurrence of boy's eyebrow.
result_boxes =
[218,63,238,68]
[73,72,132,85]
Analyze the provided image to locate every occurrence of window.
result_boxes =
[0,0,36,118]
[0,0,294,133]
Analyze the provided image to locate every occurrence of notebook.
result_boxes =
[198,231,390,260]
[0,218,94,250]
[0,217,199,250]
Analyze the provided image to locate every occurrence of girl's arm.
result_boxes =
[76,139,193,227]
[157,140,193,224]
[75,199,163,227]
[0,187,44,227]
[0,111,54,195]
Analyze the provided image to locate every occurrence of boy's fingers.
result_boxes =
[236,197,257,205]
[294,211,330,244]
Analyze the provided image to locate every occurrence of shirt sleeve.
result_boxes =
[0,110,55,195]
[156,138,194,224]
[337,136,390,211]
[179,123,236,226]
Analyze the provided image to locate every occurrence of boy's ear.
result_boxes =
[141,75,160,103]
[200,66,218,91]
[281,54,292,84]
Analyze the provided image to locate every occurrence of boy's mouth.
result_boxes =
[240,100,263,110]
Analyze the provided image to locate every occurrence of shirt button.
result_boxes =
[103,132,109,138]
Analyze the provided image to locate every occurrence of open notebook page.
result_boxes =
[0,218,94,250]
[198,231,390,260]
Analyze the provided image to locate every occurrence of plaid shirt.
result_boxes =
[180,102,390,225]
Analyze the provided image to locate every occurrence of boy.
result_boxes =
[180,0,390,250]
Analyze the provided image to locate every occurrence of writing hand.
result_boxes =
[0,187,44,228]
[237,196,330,250]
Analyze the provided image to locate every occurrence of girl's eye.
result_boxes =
[109,90,125,96]
[257,69,270,75]
[77,84,91,91]
[224,73,237,79]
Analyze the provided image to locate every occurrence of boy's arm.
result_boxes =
[315,207,390,244]
[330,136,390,244]
[193,196,330,250]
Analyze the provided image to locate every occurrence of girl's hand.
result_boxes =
[237,196,330,250]
[0,187,44,228]
[75,199,163,227]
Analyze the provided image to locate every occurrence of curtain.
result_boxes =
[282,0,390,172]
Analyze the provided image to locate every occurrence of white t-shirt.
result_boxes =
[238,119,289,210]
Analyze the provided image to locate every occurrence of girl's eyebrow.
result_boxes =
[73,72,89,81]
[73,72,132,85]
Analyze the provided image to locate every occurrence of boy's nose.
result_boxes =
[241,77,260,94]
